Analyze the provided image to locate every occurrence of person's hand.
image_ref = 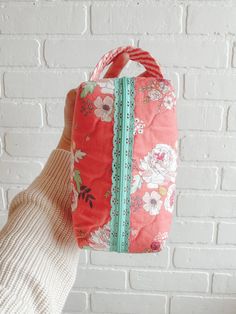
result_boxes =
[56,52,130,152]
[56,88,77,151]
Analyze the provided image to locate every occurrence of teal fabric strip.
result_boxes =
[109,78,122,252]
[110,77,135,253]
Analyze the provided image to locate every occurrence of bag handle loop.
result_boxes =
[89,46,163,81]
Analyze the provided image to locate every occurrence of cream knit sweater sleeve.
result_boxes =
[0,149,80,314]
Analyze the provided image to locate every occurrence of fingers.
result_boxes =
[66,89,77,107]
[103,52,130,78]
[64,89,77,133]
[58,89,77,152]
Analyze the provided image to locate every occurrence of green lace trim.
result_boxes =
[109,77,135,253]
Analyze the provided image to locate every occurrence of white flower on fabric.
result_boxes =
[71,184,78,212]
[97,79,114,94]
[74,149,86,162]
[94,96,113,122]
[163,93,176,110]
[159,81,170,94]
[133,117,145,135]
[131,228,138,237]
[89,222,110,251]
[164,184,176,213]
[148,89,162,101]
[140,144,177,188]
[143,191,162,216]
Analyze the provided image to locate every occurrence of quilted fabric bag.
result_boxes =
[71,46,178,253]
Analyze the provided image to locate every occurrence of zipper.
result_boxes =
[110,77,135,253]
[117,77,128,252]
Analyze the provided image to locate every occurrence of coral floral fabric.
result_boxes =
[71,77,178,253]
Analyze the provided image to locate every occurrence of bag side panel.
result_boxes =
[129,77,178,253]
[71,79,115,250]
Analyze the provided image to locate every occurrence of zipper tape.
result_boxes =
[110,77,135,252]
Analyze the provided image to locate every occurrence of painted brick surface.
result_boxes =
[0,137,2,157]
[169,220,214,244]
[228,106,236,131]
[4,71,85,98]
[91,3,182,34]
[140,37,228,68]
[177,103,224,131]
[0,39,40,66]
[0,161,42,184]
[7,188,24,206]
[217,223,236,245]
[63,291,88,313]
[222,167,236,191]
[5,132,60,157]
[185,72,236,100]
[181,135,236,162]
[130,270,209,292]
[74,268,126,289]
[0,3,86,34]
[46,102,64,128]
[177,194,236,218]
[176,166,218,190]
[91,292,167,314]
[213,273,236,294]
[187,4,236,35]
[44,39,133,68]
[171,296,236,314]
[0,103,43,128]
[0,1,236,314]
[0,187,5,210]
[91,250,169,268]
[174,248,236,269]
[0,214,7,229]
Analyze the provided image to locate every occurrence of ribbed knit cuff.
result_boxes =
[0,149,79,314]
[8,149,73,218]
[25,149,72,209]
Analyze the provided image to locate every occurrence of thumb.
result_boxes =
[63,88,77,139]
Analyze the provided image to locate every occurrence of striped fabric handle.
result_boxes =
[89,46,163,81]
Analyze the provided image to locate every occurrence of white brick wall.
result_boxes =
[1,1,236,314]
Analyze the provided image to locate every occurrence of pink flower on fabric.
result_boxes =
[71,184,78,212]
[151,232,168,252]
[140,144,177,188]
[159,81,170,94]
[164,184,176,213]
[94,96,113,122]
[89,222,110,251]
[148,89,162,101]
[143,191,162,216]
[163,92,176,109]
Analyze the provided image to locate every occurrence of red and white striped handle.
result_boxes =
[89,46,163,81]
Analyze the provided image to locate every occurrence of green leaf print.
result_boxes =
[74,170,82,193]
[80,82,96,98]
[79,185,96,208]
[130,174,143,194]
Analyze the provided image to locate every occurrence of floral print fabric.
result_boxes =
[128,78,178,253]
[94,96,113,122]
[71,77,178,253]
[139,144,177,189]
